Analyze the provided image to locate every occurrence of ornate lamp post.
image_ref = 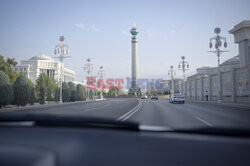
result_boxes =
[178,56,189,95]
[98,66,105,99]
[54,36,69,103]
[209,27,228,66]
[208,27,228,102]
[168,66,176,94]
[84,58,93,100]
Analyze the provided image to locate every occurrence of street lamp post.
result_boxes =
[208,27,228,102]
[209,27,228,66]
[98,66,105,99]
[168,66,176,94]
[54,36,69,104]
[178,56,189,95]
[84,58,93,100]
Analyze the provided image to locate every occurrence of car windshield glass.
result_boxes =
[1,0,250,133]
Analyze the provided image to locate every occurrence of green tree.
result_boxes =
[35,72,58,102]
[46,87,52,103]
[68,82,76,102]
[39,80,45,104]
[62,82,71,102]
[13,75,30,106]
[29,87,35,105]
[27,78,35,105]
[0,55,18,83]
[54,87,60,103]
[0,70,13,107]
[76,84,84,101]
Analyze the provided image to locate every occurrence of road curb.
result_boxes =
[0,99,107,113]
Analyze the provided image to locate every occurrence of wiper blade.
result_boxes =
[0,114,139,131]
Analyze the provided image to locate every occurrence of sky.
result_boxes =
[0,0,250,82]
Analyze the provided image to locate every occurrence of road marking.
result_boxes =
[116,99,142,121]
[195,117,213,127]
[83,107,97,112]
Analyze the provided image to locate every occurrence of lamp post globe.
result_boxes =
[59,36,65,42]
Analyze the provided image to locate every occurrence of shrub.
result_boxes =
[76,84,84,101]
[0,70,13,107]
[39,81,45,104]
[62,82,71,102]
[13,75,30,106]
[54,87,60,103]
[46,87,52,103]
[29,87,35,105]
[68,82,76,102]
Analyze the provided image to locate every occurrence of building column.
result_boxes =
[218,71,223,102]
[231,68,236,102]
[189,80,192,100]
[209,74,212,101]
[194,77,197,100]
[201,76,204,101]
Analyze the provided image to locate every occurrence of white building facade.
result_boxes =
[14,54,75,83]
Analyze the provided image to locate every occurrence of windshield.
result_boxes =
[1,0,250,132]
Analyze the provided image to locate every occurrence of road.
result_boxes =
[1,98,250,129]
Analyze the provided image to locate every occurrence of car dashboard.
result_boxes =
[0,125,250,166]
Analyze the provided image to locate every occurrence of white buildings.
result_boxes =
[196,55,240,75]
[14,54,75,83]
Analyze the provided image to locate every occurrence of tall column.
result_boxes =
[201,76,204,101]
[209,75,212,101]
[194,77,197,100]
[231,68,236,102]
[130,23,139,90]
[189,80,192,100]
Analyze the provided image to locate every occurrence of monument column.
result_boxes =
[130,23,139,92]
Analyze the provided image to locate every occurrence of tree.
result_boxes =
[13,75,30,106]
[29,87,35,105]
[36,72,58,103]
[0,70,13,107]
[46,87,52,103]
[39,81,45,104]
[76,84,84,101]
[27,78,35,105]
[62,82,71,102]
[0,55,18,83]
[68,82,76,102]
[54,87,60,103]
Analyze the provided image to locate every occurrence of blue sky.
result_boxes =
[0,0,250,81]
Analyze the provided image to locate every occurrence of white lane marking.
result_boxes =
[195,117,213,127]
[116,99,142,121]
[83,107,97,112]
[122,101,142,121]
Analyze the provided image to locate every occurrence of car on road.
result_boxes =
[169,93,185,104]
[151,94,159,100]
[141,94,148,99]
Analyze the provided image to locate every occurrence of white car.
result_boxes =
[141,94,148,99]
[169,94,185,104]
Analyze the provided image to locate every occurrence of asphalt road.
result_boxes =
[2,98,250,130]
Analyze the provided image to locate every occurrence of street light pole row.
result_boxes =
[84,58,105,100]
